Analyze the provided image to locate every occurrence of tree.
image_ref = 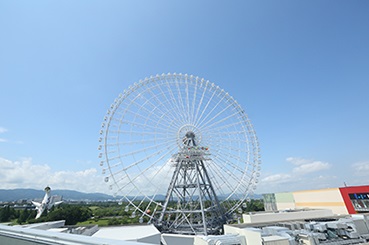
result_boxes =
[244,199,264,212]
[0,206,16,222]
[17,209,29,224]
[46,204,92,225]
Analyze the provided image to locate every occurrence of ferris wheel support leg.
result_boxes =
[200,160,226,223]
[158,160,182,225]
[196,162,208,236]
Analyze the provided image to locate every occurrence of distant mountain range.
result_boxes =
[0,188,117,202]
[0,188,263,202]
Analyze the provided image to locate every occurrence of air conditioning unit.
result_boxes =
[194,234,246,245]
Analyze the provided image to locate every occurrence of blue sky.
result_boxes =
[0,1,368,194]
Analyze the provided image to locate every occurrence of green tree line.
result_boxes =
[0,199,264,226]
[0,204,92,225]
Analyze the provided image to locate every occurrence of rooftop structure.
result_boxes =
[2,211,369,245]
[224,211,369,245]
[93,224,161,244]
[0,223,151,245]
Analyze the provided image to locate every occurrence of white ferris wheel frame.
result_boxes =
[98,73,261,224]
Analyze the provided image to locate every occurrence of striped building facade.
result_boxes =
[263,185,369,215]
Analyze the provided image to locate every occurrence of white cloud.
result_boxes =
[287,157,331,175]
[292,161,331,174]
[286,157,310,166]
[0,138,7,142]
[0,157,108,193]
[256,157,334,193]
[261,174,292,183]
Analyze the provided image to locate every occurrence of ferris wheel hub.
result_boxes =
[177,124,202,147]
[185,131,195,139]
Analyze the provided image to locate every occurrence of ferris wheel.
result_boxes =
[98,73,261,235]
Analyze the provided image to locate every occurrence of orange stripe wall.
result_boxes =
[292,188,349,215]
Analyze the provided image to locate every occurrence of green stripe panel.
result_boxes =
[275,192,294,203]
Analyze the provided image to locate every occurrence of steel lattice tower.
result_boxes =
[156,132,227,235]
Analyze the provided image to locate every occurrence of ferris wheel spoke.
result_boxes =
[207,158,240,185]
[121,98,179,132]
[174,78,189,123]
[193,80,209,127]
[211,153,247,175]
[210,135,247,152]
[195,93,228,128]
[118,120,171,134]
[106,138,175,171]
[211,145,245,158]
[165,78,186,123]
[199,109,240,133]
[111,130,168,136]
[179,78,192,123]
[103,142,174,172]
[112,108,169,129]
[206,162,239,198]
[190,78,198,125]
[125,172,165,211]
[106,136,174,147]
[155,81,185,125]
[111,155,158,177]
[145,84,184,129]
[210,158,243,186]
[205,166,230,196]
[208,135,248,143]
[201,120,245,134]
[115,145,177,192]
[142,82,186,128]
[193,86,217,128]
[121,89,181,129]
[113,108,172,134]
[107,140,170,173]
[185,79,192,125]
[135,145,177,188]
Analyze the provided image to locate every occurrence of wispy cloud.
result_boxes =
[0,138,7,143]
[287,157,331,175]
[257,157,333,193]
[352,161,369,175]
[261,174,292,184]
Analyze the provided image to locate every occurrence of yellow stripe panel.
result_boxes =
[295,202,345,207]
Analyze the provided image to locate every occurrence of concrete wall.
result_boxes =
[293,188,348,215]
